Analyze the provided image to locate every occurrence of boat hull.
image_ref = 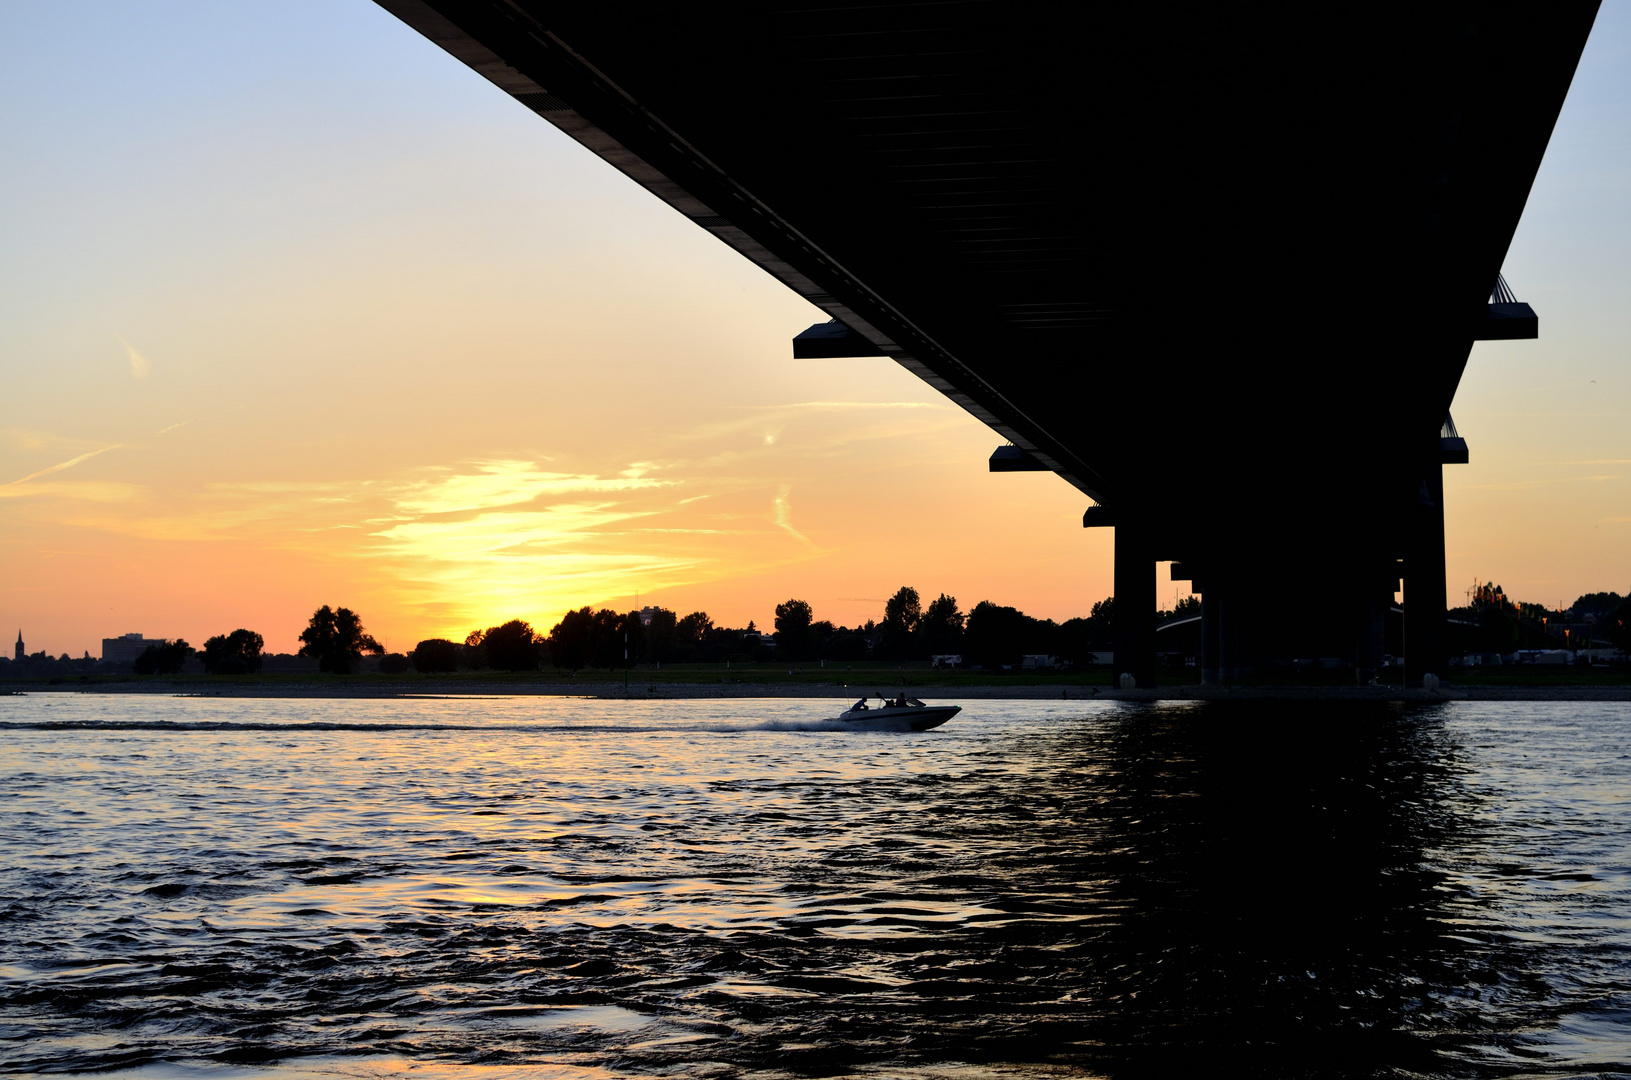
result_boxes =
[835,704,960,731]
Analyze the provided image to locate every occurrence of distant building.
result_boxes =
[930,654,963,669]
[1021,654,1056,670]
[102,633,168,663]
[13,630,21,662]
[637,607,658,626]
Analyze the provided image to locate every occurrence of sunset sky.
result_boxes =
[4,2,1630,657]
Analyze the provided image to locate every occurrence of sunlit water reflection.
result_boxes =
[2,694,1628,1077]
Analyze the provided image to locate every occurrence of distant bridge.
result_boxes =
[378,1,1599,685]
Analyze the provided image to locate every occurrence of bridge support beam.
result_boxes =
[1201,579,1243,683]
[1200,587,1221,685]
[1355,576,1386,685]
[1407,461,1449,686]
[1113,522,1157,688]
[1219,584,1247,681]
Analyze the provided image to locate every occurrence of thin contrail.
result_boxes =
[4,445,121,487]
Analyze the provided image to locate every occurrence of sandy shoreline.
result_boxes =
[7,681,1631,702]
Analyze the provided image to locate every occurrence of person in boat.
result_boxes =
[852,697,869,711]
[894,692,908,708]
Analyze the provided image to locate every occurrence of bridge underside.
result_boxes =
[379,1,1598,684]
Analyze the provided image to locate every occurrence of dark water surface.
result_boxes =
[2,695,1628,1078]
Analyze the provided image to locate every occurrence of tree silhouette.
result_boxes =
[298,605,383,674]
[964,601,1057,669]
[919,593,964,656]
[133,639,192,675]
[549,607,593,671]
[1570,592,1624,621]
[483,619,544,671]
[879,586,923,660]
[810,619,871,661]
[411,638,461,673]
[461,628,488,670]
[588,608,625,669]
[674,611,713,661]
[774,598,814,660]
[201,629,263,674]
[547,607,640,670]
[643,607,678,662]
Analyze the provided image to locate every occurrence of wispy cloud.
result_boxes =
[772,484,811,545]
[345,462,718,632]
[393,460,671,516]
[120,338,150,379]
[2,393,955,642]
[372,498,700,632]
[3,445,121,488]
[336,453,842,636]
[0,480,139,503]
[374,502,651,555]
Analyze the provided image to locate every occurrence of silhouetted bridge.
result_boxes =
[379,1,1599,685]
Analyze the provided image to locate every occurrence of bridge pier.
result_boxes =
[1200,588,1220,685]
[1406,459,1449,686]
[1221,584,1249,681]
[1113,522,1157,688]
[1202,579,1245,683]
[1354,574,1387,685]
[1198,579,1241,683]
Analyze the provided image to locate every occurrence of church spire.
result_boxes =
[14,629,23,662]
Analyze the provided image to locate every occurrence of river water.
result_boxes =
[1,694,1628,1079]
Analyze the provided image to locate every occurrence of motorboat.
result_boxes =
[835,696,960,731]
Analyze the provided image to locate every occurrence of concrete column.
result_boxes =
[1113,522,1157,688]
[1200,586,1220,685]
[1406,462,1448,686]
[1220,586,1246,681]
[1354,576,1384,685]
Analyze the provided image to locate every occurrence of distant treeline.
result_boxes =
[9,585,1622,681]
[405,588,1200,673]
[127,629,269,675]
[0,606,400,679]
[1450,584,1631,655]
[1,629,276,678]
[0,591,1173,680]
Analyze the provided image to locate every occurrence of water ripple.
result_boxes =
[1,695,1628,1077]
